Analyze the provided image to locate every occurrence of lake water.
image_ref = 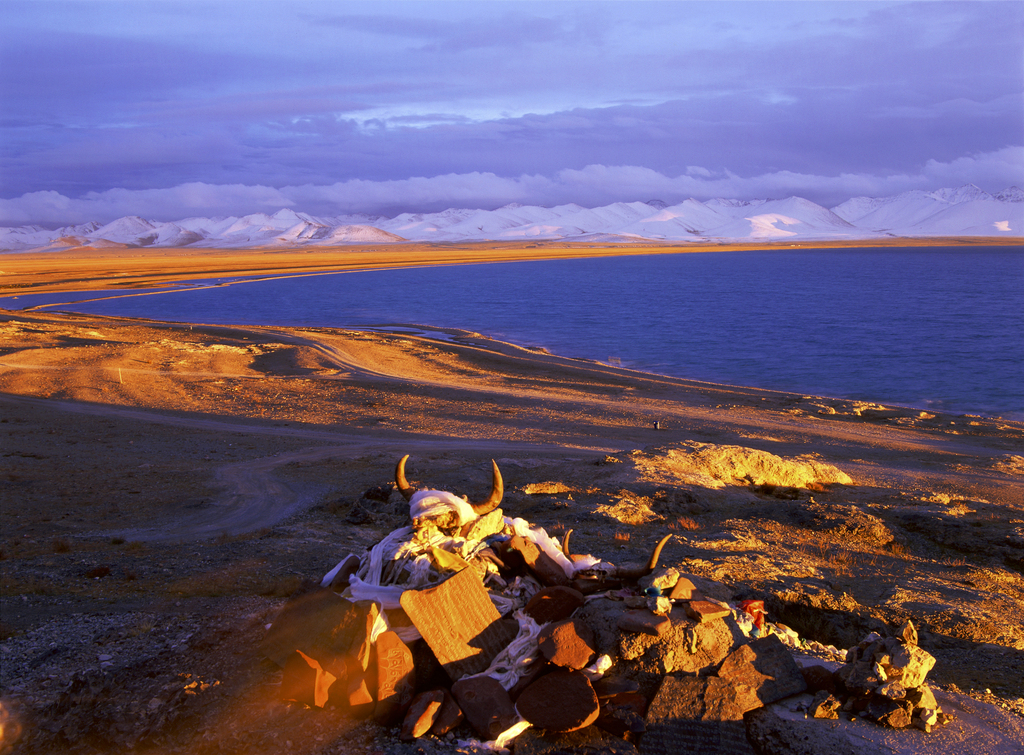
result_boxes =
[3,246,1023,420]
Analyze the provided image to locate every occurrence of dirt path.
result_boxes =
[0,391,585,542]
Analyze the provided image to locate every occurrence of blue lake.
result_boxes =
[3,246,1023,420]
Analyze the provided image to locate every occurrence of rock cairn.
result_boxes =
[811,620,949,732]
[259,457,952,752]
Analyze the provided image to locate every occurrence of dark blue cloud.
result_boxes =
[0,1,1020,213]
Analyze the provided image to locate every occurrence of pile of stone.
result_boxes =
[803,619,950,732]
[258,457,949,752]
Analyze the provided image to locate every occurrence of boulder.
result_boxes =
[525,586,586,624]
[452,675,517,740]
[515,669,601,733]
[716,635,807,711]
[539,618,596,670]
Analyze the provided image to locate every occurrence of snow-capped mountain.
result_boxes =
[1,185,1020,252]
[829,184,1021,237]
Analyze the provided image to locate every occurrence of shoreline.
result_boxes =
[2,241,1021,422]
[4,307,1017,424]
[1,237,1020,295]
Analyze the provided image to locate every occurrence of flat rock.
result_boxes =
[525,586,585,624]
[280,649,336,708]
[686,599,731,623]
[642,675,755,755]
[430,687,464,735]
[460,508,505,541]
[260,590,371,673]
[640,567,679,593]
[668,576,700,601]
[400,568,512,680]
[401,690,444,741]
[539,618,596,669]
[339,654,376,717]
[716,635,807,711]
[617,610,670,636]
[374,630,415,724]
[516,668,601,733]
[452,675,517,740]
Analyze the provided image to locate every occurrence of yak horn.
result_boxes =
[395,455,415,501]
[562,529,574,558]
[471,459,504,515]
[395,455,503,514]
[646,534,673,573]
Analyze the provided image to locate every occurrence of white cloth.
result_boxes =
[409,489,478,525]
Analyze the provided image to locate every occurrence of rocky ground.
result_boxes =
[1,309,1023,754]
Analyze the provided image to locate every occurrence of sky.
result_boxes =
[1,0,1022,225]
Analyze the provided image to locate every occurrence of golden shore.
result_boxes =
[1,244,1022,753]
[2,236,1020,295]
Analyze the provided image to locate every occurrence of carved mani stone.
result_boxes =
[400,568,513,680]
[374,630,415,724]
[641,675,756,755]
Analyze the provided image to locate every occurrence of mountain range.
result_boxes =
[1,184,1021,252]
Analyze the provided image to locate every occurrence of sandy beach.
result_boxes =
[2,236,1017,296]
[1,245,1023,753]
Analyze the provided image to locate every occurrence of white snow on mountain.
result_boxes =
[831,184,1023,236]
[700,196,859,241]
[1,185,1020,252]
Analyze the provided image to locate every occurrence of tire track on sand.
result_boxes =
[1,393,581,543]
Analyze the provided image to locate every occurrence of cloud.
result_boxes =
[3,148,1020,226]
[2,1,1020,203]
[0,183,293,226]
